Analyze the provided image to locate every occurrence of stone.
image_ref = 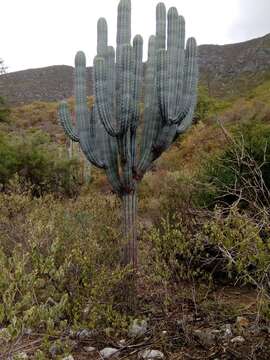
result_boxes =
[100,347,119,358]
[77,329,91,340]
[49,343,61,358]
[138,349,165,359]
[231,336,245,344]
[118,339,126,347]
[222,324,233,338]
[0,328,11,344]
[62,356,74,360]
[84,346,96,352]
[13,353,28,360]
[193,329,217,346]
[128,319,147,337]
[23,328,32,336]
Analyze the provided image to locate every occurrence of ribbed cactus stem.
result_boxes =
[58,101,79,142]
[156,2,166,49]
[58,0,198,273]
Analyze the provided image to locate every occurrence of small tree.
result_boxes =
[0,59,7,75]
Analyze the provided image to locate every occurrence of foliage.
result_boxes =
[195,86,231,121]
[0,96,10,123]
[147,208,270,316]
[0,130,80,196]
[198,121,270,208]
[0,191,129,340]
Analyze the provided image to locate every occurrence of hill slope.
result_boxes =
[1,33,270,105]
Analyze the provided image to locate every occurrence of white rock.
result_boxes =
[62,356,74,360]
[118,339,126,347]
[84,346,96,352]
[77,329,91,339]
[0,328,11,343]
[128,319,147,337]
[13,352,28,360]
[223,324,233,338]
[100,347,119,358]
[138,349,165,359]
[231,336,245,344]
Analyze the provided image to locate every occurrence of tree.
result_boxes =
[0,59,7,75]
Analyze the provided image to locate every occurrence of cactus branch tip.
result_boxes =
[75,51,86,66]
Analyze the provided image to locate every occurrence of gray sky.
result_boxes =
[2,0,270,72]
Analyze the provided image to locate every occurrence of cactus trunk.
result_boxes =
[122,191,137,267]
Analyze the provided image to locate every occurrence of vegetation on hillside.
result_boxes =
[0,82,269,358]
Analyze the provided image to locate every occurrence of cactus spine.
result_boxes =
[59,0,198,268]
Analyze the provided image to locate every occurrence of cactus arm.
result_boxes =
[132,35,143,129]
[173,37,198,124]
[130,35,143,169]
[156,3,166,50]
[167,7,180,121]
[116,0,131,60]
[94,57,119,137]
[58,101,79,142]
[119,44,134,136]
[105,135,123,194]
[107,46,116,112]
[137,36,161,175]
[97,18,108,55]
[176,92,197,136]
[74,51,106,169]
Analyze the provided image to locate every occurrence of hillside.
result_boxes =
[1,33,270,105]
[0,32,270,359]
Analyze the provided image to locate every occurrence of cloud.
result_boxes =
[229,0,270,42]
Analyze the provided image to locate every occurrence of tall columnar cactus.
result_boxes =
[59,0,198,268]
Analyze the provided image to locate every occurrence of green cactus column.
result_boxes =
[58,0,198,273]
[122,191,137,266]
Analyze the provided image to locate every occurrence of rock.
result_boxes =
[62,356,74,360]
[84,346,96,352]
[23,328,32,336]
[222,324,233,339]
[236,316,249,329]
[193,329,217,346]
[231,336,245,344]
[13,353,28,360]
[100,347,119,358]
[118,339,126,347]
[128,319,147,337]
[49,343,62,358]
[138,349,165,359]
[77,329,91,340]
[0,328,11,344]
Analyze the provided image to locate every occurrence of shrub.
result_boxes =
[0,191,129,339]
[0,130,81,196]
[0,97,10,123]
[147,208,270,316]
[198,121,270,208]
[195,86,230,122]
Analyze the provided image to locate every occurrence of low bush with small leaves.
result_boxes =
[0,191,130,340]
[0,130,81,196]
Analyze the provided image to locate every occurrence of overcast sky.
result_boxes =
[1,0,270,73]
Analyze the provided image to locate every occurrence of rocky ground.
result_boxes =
[2,285,269,360]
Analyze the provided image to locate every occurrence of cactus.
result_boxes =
[58,0,198,269]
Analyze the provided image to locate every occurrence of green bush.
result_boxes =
[0,192,128,339]
[0,97,10,123]
[198,121,270,208]
[195,86,230,121]
[147,209,270,314]
[0,130,80,196]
